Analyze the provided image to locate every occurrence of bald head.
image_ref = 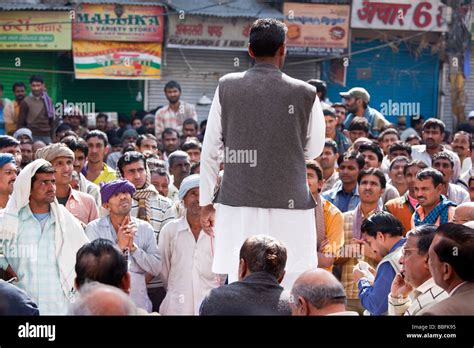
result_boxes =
[454,202,474,225]
[69,282,136,315]
[291,268,347,316]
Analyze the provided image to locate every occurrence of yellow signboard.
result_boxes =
[0,11,71,50]
[73,41,161,80]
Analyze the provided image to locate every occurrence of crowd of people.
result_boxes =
[0,18,473,317]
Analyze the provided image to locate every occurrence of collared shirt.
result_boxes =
[155,101,197,137]
[322,170,339,193]
[322,180,359,213]
[0,205,69,315]
[158,216,222,315]
[84,162,117,186]
[334,130,351,156]
[131,193,176,243]
[388,277,448,316]
[384,192,415,235]
[411,200,456,228]
[320,198,344,272]
[447,183,470,205]
[461,157,472,175]
[343,106,391,137]
[358,238,406,315]
[411,145,462,183]
[85,216,161,312]
[65,188,99,225]
[77,172,101,209]
[340,208,378,300]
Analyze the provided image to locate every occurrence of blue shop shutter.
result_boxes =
[324,40,440,126]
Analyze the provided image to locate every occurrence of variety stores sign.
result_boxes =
[351,0,448,32]
[73,4,164,42]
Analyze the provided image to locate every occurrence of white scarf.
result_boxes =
[0,159,89,298]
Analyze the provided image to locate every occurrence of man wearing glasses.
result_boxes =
[388,224,448,315]
[353,211,406,315]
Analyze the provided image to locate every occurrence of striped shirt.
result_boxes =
[130,194,176,243]
[388,277,448,316]
[0,206,69,315]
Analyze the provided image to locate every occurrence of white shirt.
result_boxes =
[158,216,222,315]
[461,157,472,175]
[447,183,470,205]
[411,145,462,183]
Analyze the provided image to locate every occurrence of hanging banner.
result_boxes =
[73,4,164,42]
[167,15,252,50]
[73,41,161,80]
[0,11,71,50]
[284,3,350,57]
[351,0,447,32]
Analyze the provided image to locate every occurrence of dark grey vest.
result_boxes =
[215,63,317,210]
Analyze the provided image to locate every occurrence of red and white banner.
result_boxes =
[351,0,447,32]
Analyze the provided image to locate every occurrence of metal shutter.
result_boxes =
[147,48,320,122]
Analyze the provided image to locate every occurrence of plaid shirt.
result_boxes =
[388,277,448,316]
[340,209,378,300]
[155,101,197,136]
[0,206,69,315]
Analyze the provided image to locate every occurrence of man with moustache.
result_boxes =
[0,160,88,314]
[340,87,390,138]
[451,131,472,176]
[317,139,339,193]
[0,154,17,209]
[18,76,55,144]
[337,168,385,314]
[155,81,197,137]
[432,152,470,205]
[35,143,98,225]
[411,169,457,228]
[411,119,461,183]
[85,180,161,312]
[159,175,223,315]
[385,160,428,235]
[388,224,448,315]
[4,82,26,135]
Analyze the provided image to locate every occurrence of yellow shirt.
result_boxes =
[92,163,117,185]
[321,199,344,272]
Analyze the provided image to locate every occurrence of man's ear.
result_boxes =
[121,272,131,294]
[443,263,453,282]
[298,297,309,316]
[238,258,247,280]
[423,254,430,271]
[278,43,286,57]
[247,45,255,59]
[277,270,286,284]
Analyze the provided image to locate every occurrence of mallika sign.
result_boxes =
[73,4,164,42]
[351,0,447,32]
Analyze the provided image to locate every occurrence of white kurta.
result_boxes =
[200,85,325,288]
[158,216,222,315]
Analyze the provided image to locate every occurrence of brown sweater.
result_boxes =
[18,96,52,137]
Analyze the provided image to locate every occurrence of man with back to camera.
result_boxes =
[200,18,325,288]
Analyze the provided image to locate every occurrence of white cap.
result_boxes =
[468,110,474,119]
